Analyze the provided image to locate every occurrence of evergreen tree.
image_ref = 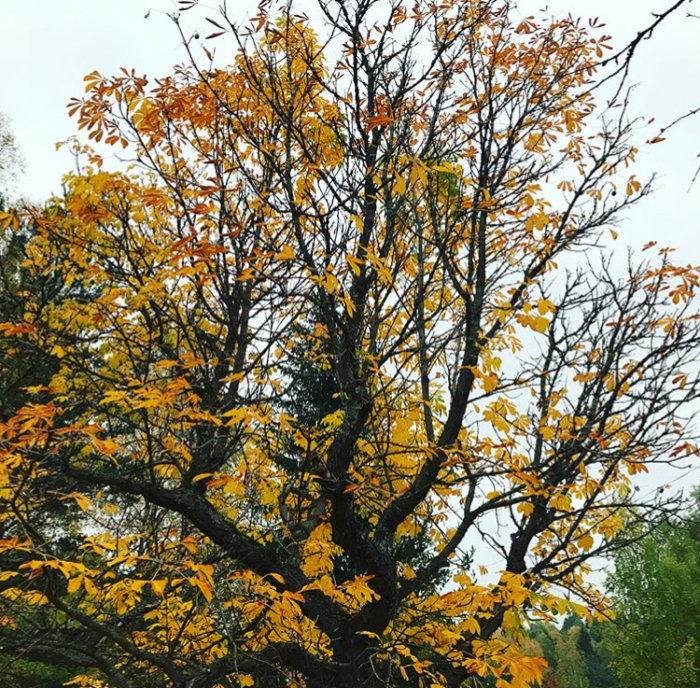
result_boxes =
[0,114,87,688]
[554,626,589,688]
[528,619,617,688]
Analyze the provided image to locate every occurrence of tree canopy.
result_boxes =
[0,112,22,193]
[0,1,698,687]
[603,489,700,688]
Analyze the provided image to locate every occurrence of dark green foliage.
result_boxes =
[0,655,74,688]
[527,618,617,688]
[278,318,342,427]
[531,622,557,669]
[0,197,61,421]
[0,127,88,684]
[578,622,618,688]
[0,203,83,687]
[602,489,700,688]
[275,312,343,475]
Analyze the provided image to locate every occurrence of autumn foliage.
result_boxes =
[0,1,698,687]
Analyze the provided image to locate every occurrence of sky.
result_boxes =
[1,0,698,234]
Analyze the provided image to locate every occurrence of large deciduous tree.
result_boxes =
[0,1,698,687]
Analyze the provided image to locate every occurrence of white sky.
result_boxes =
[1,0,698,234]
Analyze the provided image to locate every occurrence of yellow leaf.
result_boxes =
[517,502,534,517]
[578,533,594,551]
[537,299,555,315]
[274,244,295,261]
[0,211,19,231]
[191,576,213,602]
[51,345,67,359]
[151,579,167,597]
[192,473,214,482]
[524,132,544,151]
[350,214,364,231]
[342,290,356,317]
[358,630,380,638]
[549,493,571,511]
[346,252,364,276]
[539,425,555,441]
[83,577,98,596]
[24,591,49,606]
[60,493,93,513]
[278,412,296,433]
[481,373,499,393]
[531,316,549,334]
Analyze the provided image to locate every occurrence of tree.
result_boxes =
[603,489,700,688]
[526,619,616,688]
[574,619,617,688]
[0,112,55,423]
[0,112,22,193]
[0,205,64,424]
[553,627,588,688]
[0,114,78,688]
[0,1,698,687]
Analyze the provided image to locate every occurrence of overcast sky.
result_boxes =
[1,0,698,227]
